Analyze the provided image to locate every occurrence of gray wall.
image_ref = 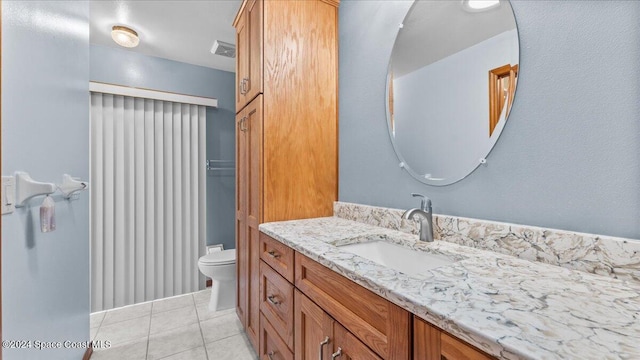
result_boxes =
[90,45,236,250]
[2,1,91,359]
[339,0,640,239]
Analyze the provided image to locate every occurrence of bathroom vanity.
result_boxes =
[256,226,493,359]
[257,231,496,360]
[256,203,640,360]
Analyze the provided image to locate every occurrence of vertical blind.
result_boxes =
[90,92,206,311]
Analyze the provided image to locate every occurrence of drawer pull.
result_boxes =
[319,336,330,360]
[267,250,280,258]
[331,347,342,359]
[267,295,281,305]
[268,351,276,360]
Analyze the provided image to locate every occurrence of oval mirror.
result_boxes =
[387,0,519,185]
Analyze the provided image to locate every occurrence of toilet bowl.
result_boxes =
[197,249,236,311]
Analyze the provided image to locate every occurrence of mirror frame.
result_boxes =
[385,0,520,186]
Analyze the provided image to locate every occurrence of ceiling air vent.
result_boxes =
[211,40,236,58]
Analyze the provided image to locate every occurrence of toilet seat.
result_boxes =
[199,249,235,266]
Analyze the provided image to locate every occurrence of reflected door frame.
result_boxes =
[489,64,518,136]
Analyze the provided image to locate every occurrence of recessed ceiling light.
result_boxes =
[463,0,500,11]
[111,25,140,48]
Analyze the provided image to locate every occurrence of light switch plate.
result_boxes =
[2,176,16,215]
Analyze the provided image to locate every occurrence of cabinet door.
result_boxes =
[235,8,249,112]
[235,0,262,112]
[236,109,248,327]
[414,317,495,360]
[295,290,334,360]
[245,0,262,104]
[245,95,264,351]
[260,314,294,360]
[332,323,382,360]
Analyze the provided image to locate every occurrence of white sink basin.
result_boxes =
[338,241,453,276]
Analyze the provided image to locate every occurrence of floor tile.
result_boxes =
[91,311,106,329]
[157,346,207,360]
[94,316,150,347]
[205,333,257,360]
[200,312,243,344]
[152,294,194,314]
[149,305,198,335]
[102,302,152,326]
[91,337,147,360]
[147,323,204,360]
[196,302,236,322]
[192,289,211,305]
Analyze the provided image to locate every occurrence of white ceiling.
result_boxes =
[90,0,242,73]
[392,1,517,77]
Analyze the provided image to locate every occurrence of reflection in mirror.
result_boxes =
[387,0,519,185]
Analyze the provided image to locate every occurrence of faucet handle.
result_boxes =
[411,193,432,212]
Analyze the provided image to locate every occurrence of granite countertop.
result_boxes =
[259,217,640,360]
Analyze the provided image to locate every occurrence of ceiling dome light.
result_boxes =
[463,0,500,11]
[111,26,140,48]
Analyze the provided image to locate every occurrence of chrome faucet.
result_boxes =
[402,193,434,242]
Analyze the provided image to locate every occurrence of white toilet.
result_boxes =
[197,249,236,311]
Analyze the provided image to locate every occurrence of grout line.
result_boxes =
[194,294,210,360]
[155,345,205,360]
[92,312,107,341]
[145,302,153,360]
[203,332,244,347]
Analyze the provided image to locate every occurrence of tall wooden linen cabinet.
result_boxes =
[233,0,339,353]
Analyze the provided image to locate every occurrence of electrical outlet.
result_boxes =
[2,176,16,215]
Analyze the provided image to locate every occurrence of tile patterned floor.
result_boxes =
[90,289,258,360]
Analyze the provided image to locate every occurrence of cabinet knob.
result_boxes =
[267,250,280,258]
[267,351,276,360]
[319,336,330,360]
[331,347,342,359]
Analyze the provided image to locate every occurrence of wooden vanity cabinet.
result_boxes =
[414,317,496,360]
[234,0,339,354]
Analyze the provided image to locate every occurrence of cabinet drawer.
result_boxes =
[260,314,294,360]
[294,253,411,360]
[260,260,294,349]
[260,232,295,282]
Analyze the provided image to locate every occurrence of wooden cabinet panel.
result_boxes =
[236,96,263,352]
[260,232,295,283]
[236,111,248,327]
[262,0,338,222]
[295,253,411,360]
[413,317,440,360]
[294,290,334,360]
[261,314,294,360]
[414,317,495,360]
[246,0,262,104]
[235,0,263,112]
[441,333,495,360]
[245,96,263,351]
[235,5,248,113]
[260,261,294,350]
[333,323,382,360]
